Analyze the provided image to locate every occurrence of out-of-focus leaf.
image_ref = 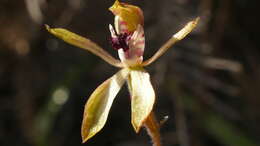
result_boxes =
[45,25,123,68]
[128,68,155,132]
[81,68,129,143]
[205,115,257,146]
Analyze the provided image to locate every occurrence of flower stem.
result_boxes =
[144,112,161,146]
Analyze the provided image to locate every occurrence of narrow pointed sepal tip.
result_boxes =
[132,120,141,133]
[173,16,200,40]
[45,24,50,31]
[45,24,55,34]
[132,115,149,133]
[81,130,94,143]
[133,126,141,133]
[194,17,200,25]
[82,134,93,143]
[82,137,88,144]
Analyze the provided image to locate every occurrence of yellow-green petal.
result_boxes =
[45,25,123,68]
[128,68,155,132]
[81,68,130,143]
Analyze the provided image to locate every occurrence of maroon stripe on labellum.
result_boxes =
[120,21,127,25]
[110,33,132,52]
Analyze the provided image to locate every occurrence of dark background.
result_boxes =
[1,0,260,146]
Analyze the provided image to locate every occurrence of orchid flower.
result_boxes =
[46,0,199,145]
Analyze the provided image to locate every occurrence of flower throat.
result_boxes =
[110,32,131,52]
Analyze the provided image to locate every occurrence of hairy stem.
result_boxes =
[144,112,161,146]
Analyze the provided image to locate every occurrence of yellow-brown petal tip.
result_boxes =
[173,17,200,40]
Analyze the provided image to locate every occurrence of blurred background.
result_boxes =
[0,0,260,146]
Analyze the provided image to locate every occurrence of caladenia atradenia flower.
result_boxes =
[46,0,199,145]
